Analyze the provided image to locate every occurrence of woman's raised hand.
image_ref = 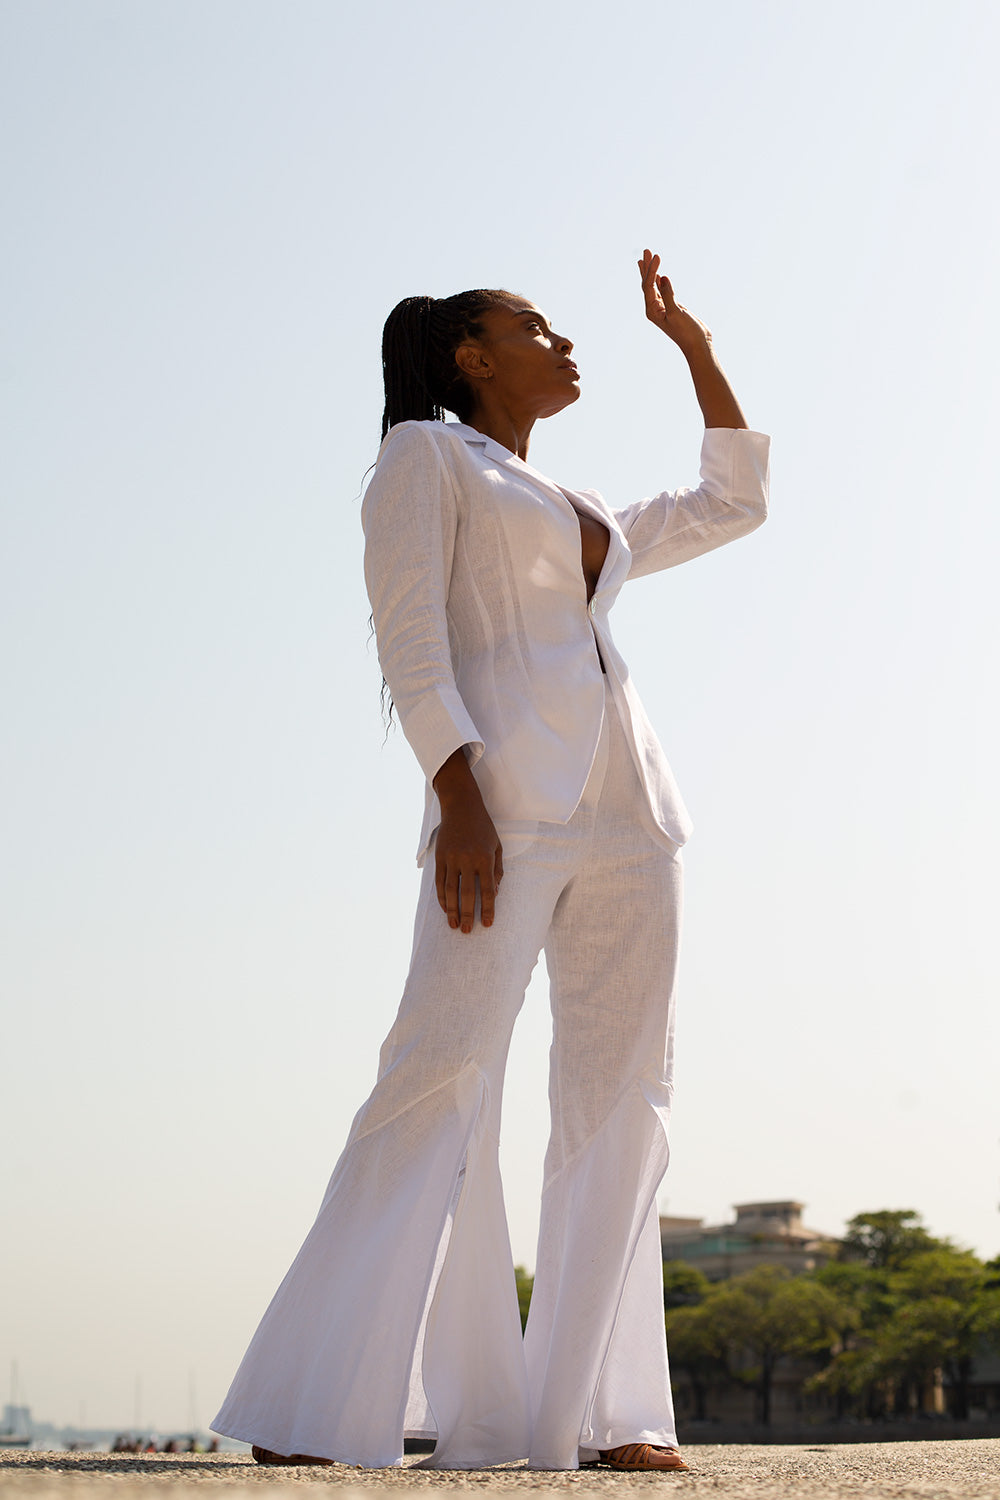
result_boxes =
[637,248,748,429]
[432,748,504,933]
[637,249,712,355]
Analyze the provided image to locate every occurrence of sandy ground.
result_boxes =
[2,1443,999,1500]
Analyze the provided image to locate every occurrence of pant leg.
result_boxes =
[211,831,568,1469]
[525,698,684,1469]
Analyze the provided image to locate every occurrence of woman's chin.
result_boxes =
[548,385,582,417]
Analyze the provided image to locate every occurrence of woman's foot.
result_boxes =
[597,1443,689,1471]
[251,1445,333,1466]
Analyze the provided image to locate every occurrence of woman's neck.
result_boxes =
[461,396,536,461]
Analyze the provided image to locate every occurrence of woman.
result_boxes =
[211,251,769,1472]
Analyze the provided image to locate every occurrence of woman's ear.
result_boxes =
[454,340,493,383]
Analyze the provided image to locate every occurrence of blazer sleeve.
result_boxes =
[361,422,485,786]
[615,428,770,579]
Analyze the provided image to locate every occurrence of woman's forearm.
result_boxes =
[683,340,748,430]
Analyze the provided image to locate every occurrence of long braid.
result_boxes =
[380,296,439,434]
[375,285,522,723]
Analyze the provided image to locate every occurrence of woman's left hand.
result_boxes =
[637,249,712,355]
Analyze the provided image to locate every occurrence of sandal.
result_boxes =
[595,1443,690,1471]
[251,1445,333,1466]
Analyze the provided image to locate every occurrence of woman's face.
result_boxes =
[462,301,580,419]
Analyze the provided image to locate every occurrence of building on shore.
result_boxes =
[660,1200,1000,1429]
[659,1199,840,1281]
[660,1199,842,1428]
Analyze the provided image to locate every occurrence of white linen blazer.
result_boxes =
[361,420,770,864]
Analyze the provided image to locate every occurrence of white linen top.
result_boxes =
[361,420,769,863]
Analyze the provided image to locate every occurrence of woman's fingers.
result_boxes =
[638,248,669,325]
[636,250,710,348]
[437,860,461,928]
[479,868,495,930]
[478,844,503,930]
[435,850,503,933]
[458,866,478,934]
[638,247,660,281]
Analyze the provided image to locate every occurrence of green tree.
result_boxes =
[514,1265,533,1333]
[841,1210,945,1270]
[814,1216,949,1418]
[812,1260,880,1338]
[809,1259,889,1418]
[812,1245,1000,1419]
[663,1260,710,1309]
[662,1210,1000,1427]
[665,1300,730,1421]
[695,1266,844,1425]
[893,1249,1000,1418]
[805,1262,871,1416]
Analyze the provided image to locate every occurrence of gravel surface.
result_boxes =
[1,1443,999,1500]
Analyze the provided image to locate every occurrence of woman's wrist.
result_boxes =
[432,747,485,810]
[678,333,718,369]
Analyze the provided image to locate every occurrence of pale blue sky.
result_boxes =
[2,0,998,1435]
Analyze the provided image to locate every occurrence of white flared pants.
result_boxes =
[212,685,684,1469]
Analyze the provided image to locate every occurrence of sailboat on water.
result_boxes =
[1,1363,33,1449]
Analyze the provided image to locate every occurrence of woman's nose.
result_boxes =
[554,330,573,354]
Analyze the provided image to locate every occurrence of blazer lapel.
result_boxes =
[451,424,631,590]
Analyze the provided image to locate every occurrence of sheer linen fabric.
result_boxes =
[360,422,770,865]
[211,688,683,1470]
[213,420,769,1468]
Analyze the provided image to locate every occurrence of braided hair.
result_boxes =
[375,287,521,725]
[381,288,521,438]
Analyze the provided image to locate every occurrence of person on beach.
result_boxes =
[211,251,769,1472]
